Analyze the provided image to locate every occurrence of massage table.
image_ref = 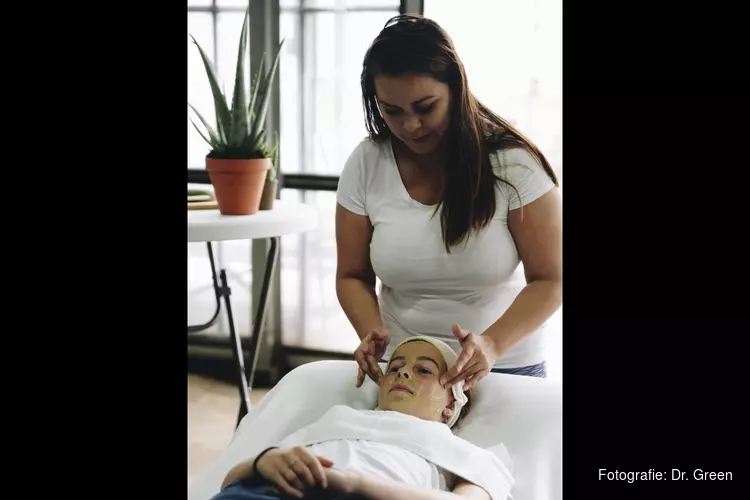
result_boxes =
[188,360,562,500]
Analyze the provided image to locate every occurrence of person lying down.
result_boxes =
[212,336,513,500]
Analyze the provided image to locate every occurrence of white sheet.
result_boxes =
[277,404,513,500]
[188,360,561,500]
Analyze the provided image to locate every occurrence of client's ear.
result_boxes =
[442,402,455,422]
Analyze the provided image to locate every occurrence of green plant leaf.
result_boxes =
[250,39,285,143]
[230,9,250,147]
[190,34,231,145]
[247,53,266,129]
[249,127,267,153]
[189,117,216,150]
[188,104,222,148]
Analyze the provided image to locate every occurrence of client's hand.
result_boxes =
[324,468,361,497]
[440,324,499,391]
[256,447,334,498]
[354,328,390,387]
[265,469,360,499]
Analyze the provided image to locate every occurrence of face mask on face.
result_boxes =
[377,337,468,428]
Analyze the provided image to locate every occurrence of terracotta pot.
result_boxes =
[206,157,270,215]
[259,179,277,210]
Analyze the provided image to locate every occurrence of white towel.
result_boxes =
[277,405,514,500]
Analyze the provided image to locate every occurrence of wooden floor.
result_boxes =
[187,374,268,486]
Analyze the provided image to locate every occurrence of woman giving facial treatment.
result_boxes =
[337,14,561,388]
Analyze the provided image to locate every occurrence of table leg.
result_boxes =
[236,236,280,426]
[187,238,280,427]
[188,242,222,334]
[220,269,252,422]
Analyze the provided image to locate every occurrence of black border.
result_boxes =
[52,5,188,496]
[563,3,747,495]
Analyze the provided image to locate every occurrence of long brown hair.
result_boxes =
[361,14,559,253]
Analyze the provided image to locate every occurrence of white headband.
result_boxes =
[387,336,468,428]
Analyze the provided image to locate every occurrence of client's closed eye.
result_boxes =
[417,367,433,375]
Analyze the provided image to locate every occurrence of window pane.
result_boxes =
[424,0,562,180]
[217,0,251,7]
[279,12,301,175]
[188,238,255,337]
[304,12,336,175]
[337,11,397,168]
[188,13,215,168]
[304,0,399,7]
[279,189,359,354]
[341,0,400,7]
[279,10,396,174]
[304,0,336,7]
[188,0,212,7]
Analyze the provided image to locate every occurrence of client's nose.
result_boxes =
[397,369,410,379]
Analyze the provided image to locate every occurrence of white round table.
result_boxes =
[188,199,318,242]
[188,200,318,424]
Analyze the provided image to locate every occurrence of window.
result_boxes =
[278,1,401,352]
[188,1,401,355]
[187,11,215,170]
[188,2,269,345]
[423,0,563,185]
[279,5,401,175]
[278,189,360,353]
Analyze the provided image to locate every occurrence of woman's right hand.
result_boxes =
[354,328,391,387]
[255,447,334,498]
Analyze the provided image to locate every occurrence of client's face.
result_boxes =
[378,340,454,424]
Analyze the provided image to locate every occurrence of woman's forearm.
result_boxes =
[336,277,384,341]
[484,279,562,357]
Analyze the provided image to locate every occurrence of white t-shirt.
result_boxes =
[336,136,556,368]
[307,439,456,491]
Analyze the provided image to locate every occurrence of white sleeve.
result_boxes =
[336,142,368,216]
[493,147,556,210]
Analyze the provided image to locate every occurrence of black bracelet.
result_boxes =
[252,446,278,480]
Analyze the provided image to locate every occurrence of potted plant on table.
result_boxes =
[188,7,284,216]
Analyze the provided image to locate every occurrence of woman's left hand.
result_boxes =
[440,324,499,391]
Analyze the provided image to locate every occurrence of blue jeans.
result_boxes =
[210,482,281,500]
[211,481,355,500]
[491,361,547,378]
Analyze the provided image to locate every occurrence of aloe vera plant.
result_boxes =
[189,8,284,160]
